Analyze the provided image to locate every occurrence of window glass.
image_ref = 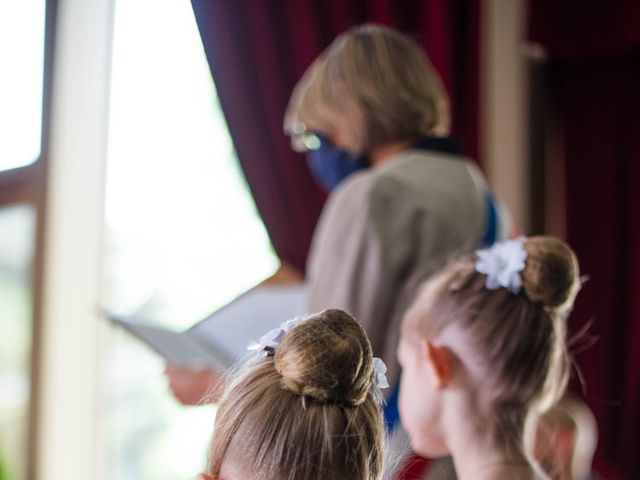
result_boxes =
[102,0,278,478]
[0,204,36,480]
[0,1,46,171]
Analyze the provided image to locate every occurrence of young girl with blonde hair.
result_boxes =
[197,308,387,480]
[398,236,582,480]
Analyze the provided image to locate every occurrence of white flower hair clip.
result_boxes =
[475,237,528,293]
[371,357,390,405]
[247,316,307,356]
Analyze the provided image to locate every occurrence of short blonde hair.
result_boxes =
[207,309,386,480]
[285,24,450,154]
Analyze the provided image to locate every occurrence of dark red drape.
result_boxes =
[190,0,481,272]
[529,2,640,478]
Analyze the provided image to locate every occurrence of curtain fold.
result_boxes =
[190,0,480,272]
[529,2,640,478]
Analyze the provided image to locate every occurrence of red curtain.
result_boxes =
[190,0,481,273]
[529,2,640,478]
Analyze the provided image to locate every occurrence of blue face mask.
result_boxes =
[307,135,368,192]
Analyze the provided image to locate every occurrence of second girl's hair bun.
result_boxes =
[522,236,581,314]
[273,309,373,406]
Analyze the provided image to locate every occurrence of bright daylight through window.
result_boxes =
[101,0,277,478]
[0,1,45,478]
[0,1,45,171]
[0,206,36,480]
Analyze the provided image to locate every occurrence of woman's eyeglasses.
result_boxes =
[288,122,322,152]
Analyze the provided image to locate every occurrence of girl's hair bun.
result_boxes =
[273,309,373,406]
[522,236,581,314]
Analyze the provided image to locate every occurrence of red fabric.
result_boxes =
[189,1,325,272]
[190,0,481,272]
[396,454,432,480]
[529,2,640,478]
[396,454,433,480]
[528,0,640,60]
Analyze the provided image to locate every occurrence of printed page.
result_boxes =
[187,283,308,368]
[104,283,308,371]
[108,316,229,370]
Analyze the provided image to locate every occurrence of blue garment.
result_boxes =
[482,190,500,247]
[383,383,402,431]
[307,135,368,192]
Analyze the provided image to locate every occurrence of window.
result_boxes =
[101,0,277,478]
[0,1,47,479]
[0,206,36,480]
[0,1,46,171]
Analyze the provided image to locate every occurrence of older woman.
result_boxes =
[285,24,508,391]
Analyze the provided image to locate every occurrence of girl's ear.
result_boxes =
[197,473,215,480]
[421,339,453,388]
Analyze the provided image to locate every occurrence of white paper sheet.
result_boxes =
[104,283,308,370]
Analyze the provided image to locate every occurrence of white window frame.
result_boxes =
[35,0,115,478]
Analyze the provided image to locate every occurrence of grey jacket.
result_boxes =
[306,148,494,385]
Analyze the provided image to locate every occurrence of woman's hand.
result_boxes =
[165,262,302,407]
[261,261,304,285]
[164,364,222,405]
